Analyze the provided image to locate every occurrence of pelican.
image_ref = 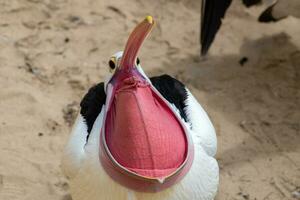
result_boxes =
[62,16,219,200]
[201,0,300,55]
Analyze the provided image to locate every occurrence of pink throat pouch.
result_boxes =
[100,76,193,192]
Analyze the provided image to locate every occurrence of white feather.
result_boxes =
[61,114,88,179]
[184,89,217,157]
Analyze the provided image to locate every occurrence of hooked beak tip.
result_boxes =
[120,15,155,70]
[145,15,153,24]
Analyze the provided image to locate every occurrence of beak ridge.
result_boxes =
[120,16,155,70]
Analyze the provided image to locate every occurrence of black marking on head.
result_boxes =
[136,57,140,65]
[258,3,287,23]
[80,82,106,141]
[150,74,188,122]
[242,0,262,7]
[201,0,232,55]
[259,4,277,22]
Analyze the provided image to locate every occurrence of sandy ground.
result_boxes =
[0,0,299,200]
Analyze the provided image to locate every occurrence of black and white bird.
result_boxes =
[62,16,218,200]
[201,0,300,55]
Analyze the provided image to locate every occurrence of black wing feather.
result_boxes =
[80,82,106,139]
[201,0,232,55]
[150,74,188,122]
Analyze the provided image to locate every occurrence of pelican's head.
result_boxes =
[105,16,154,87]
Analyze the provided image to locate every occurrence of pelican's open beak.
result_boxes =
[103,16,190,190]
[119,16,155,70]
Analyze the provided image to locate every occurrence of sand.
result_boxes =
[0,0,299,200]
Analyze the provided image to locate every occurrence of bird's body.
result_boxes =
[62,16,219,200]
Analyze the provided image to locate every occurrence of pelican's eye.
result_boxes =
[136,57,140,65]
[108,58,116,72]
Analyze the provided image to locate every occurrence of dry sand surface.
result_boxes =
[0,0,299,200]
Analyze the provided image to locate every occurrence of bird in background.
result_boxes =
[201,0,300,55]
[62,16,219,200]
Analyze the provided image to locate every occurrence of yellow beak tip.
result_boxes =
[145,15,153,24]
